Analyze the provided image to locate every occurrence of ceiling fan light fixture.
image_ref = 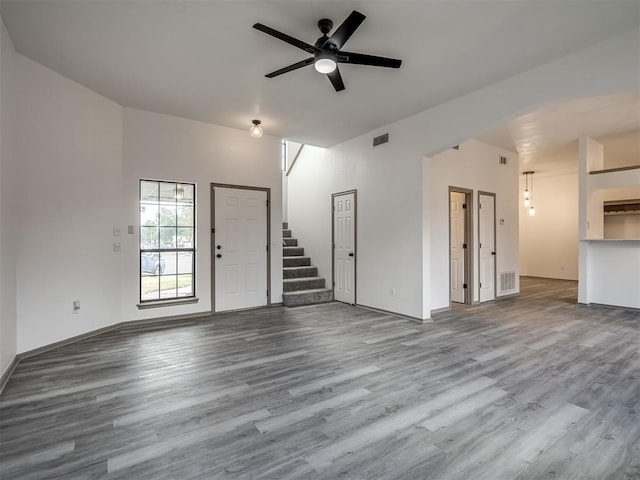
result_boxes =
[249,119,263,138]
[254,10,402,92]
[314,53,337,74]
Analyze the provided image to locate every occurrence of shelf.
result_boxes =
[604,211,640,216]
[590,164,640,175]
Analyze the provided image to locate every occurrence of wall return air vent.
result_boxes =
[373,133,389,147]
[500,271,516,292]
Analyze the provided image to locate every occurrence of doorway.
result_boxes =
[211,184,270,312]
[478,191,496,302]
[449,187,472,305]
[332,190,356,305]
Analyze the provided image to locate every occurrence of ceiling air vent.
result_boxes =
[373,133,389,147]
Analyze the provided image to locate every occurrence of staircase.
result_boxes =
[282,222,333,307]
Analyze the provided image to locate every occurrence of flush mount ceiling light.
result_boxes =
[249,119,263,138]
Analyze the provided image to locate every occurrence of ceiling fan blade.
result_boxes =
[327,67,345,92]
[339,51,402,69]
[253,23,319,54]
[265,57,314,78]
[323,10,366,51]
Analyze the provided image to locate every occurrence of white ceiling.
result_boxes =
[1,0,639,149]
[476,92,640,176]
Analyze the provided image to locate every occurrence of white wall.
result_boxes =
[520,130,639,282]
[1,23,638,355]
[121,109,283,322]
[287,135,425,319]
[282,141,304,224]
[601,130,640,169]
[288,27,638,320]
[288,139,517,321]
[519,173,579,280]
[3,47,282,355]
[428,140,519,310]
[11,52,124,353]
[0,20,18,376]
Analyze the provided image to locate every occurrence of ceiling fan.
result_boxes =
[253,10,402,92]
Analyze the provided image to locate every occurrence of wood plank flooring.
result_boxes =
[1,277,639,479]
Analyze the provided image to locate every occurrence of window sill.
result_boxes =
[137,297,199,310]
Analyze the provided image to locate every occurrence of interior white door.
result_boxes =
[214,187,268,312]
[333,192,355,304]
[479,193,496,302]
[450,191,466,303]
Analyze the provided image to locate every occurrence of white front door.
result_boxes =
[333,191,356,304]
[479,192,496,302]
[450,191,466,303]
[213,186,268,312]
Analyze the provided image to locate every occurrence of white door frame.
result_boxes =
[478,191,496,303]
[211,183,271,312]
[332,190,357,305]
[449,187,473,306]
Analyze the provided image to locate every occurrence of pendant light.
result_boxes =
[522,171,535,215]
[249,119,263,138]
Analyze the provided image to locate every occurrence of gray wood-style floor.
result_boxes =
[1,277,639,479]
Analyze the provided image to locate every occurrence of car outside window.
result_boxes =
[139,180,195,302]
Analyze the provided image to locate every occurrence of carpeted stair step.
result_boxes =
[283,229,292,238]
[283,256,311,267]
[282,288,334,307]
[283,246,304,256]
[283,277,326,292]
[283,238,298,247]
[283,266,318,279]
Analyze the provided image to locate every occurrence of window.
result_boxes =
[139,180,195,303]
[282,139,288,171]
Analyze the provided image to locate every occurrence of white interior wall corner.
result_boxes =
[0,19,18,375]
[428,140,519,312]
[121,108,284,322]
[12,52,124,353]
[519,172,579,281]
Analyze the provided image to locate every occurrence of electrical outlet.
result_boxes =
[72,300,80,313]
[113,241,121,252]
[390,288,396,297]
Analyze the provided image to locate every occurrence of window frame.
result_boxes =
[138,179,197,306]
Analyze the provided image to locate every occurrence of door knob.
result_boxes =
[348,252,354,257]
[491,251,496,255]
[216,245,222,250]
[216,253,222,258]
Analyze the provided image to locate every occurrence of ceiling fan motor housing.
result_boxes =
[317,18,333,35]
